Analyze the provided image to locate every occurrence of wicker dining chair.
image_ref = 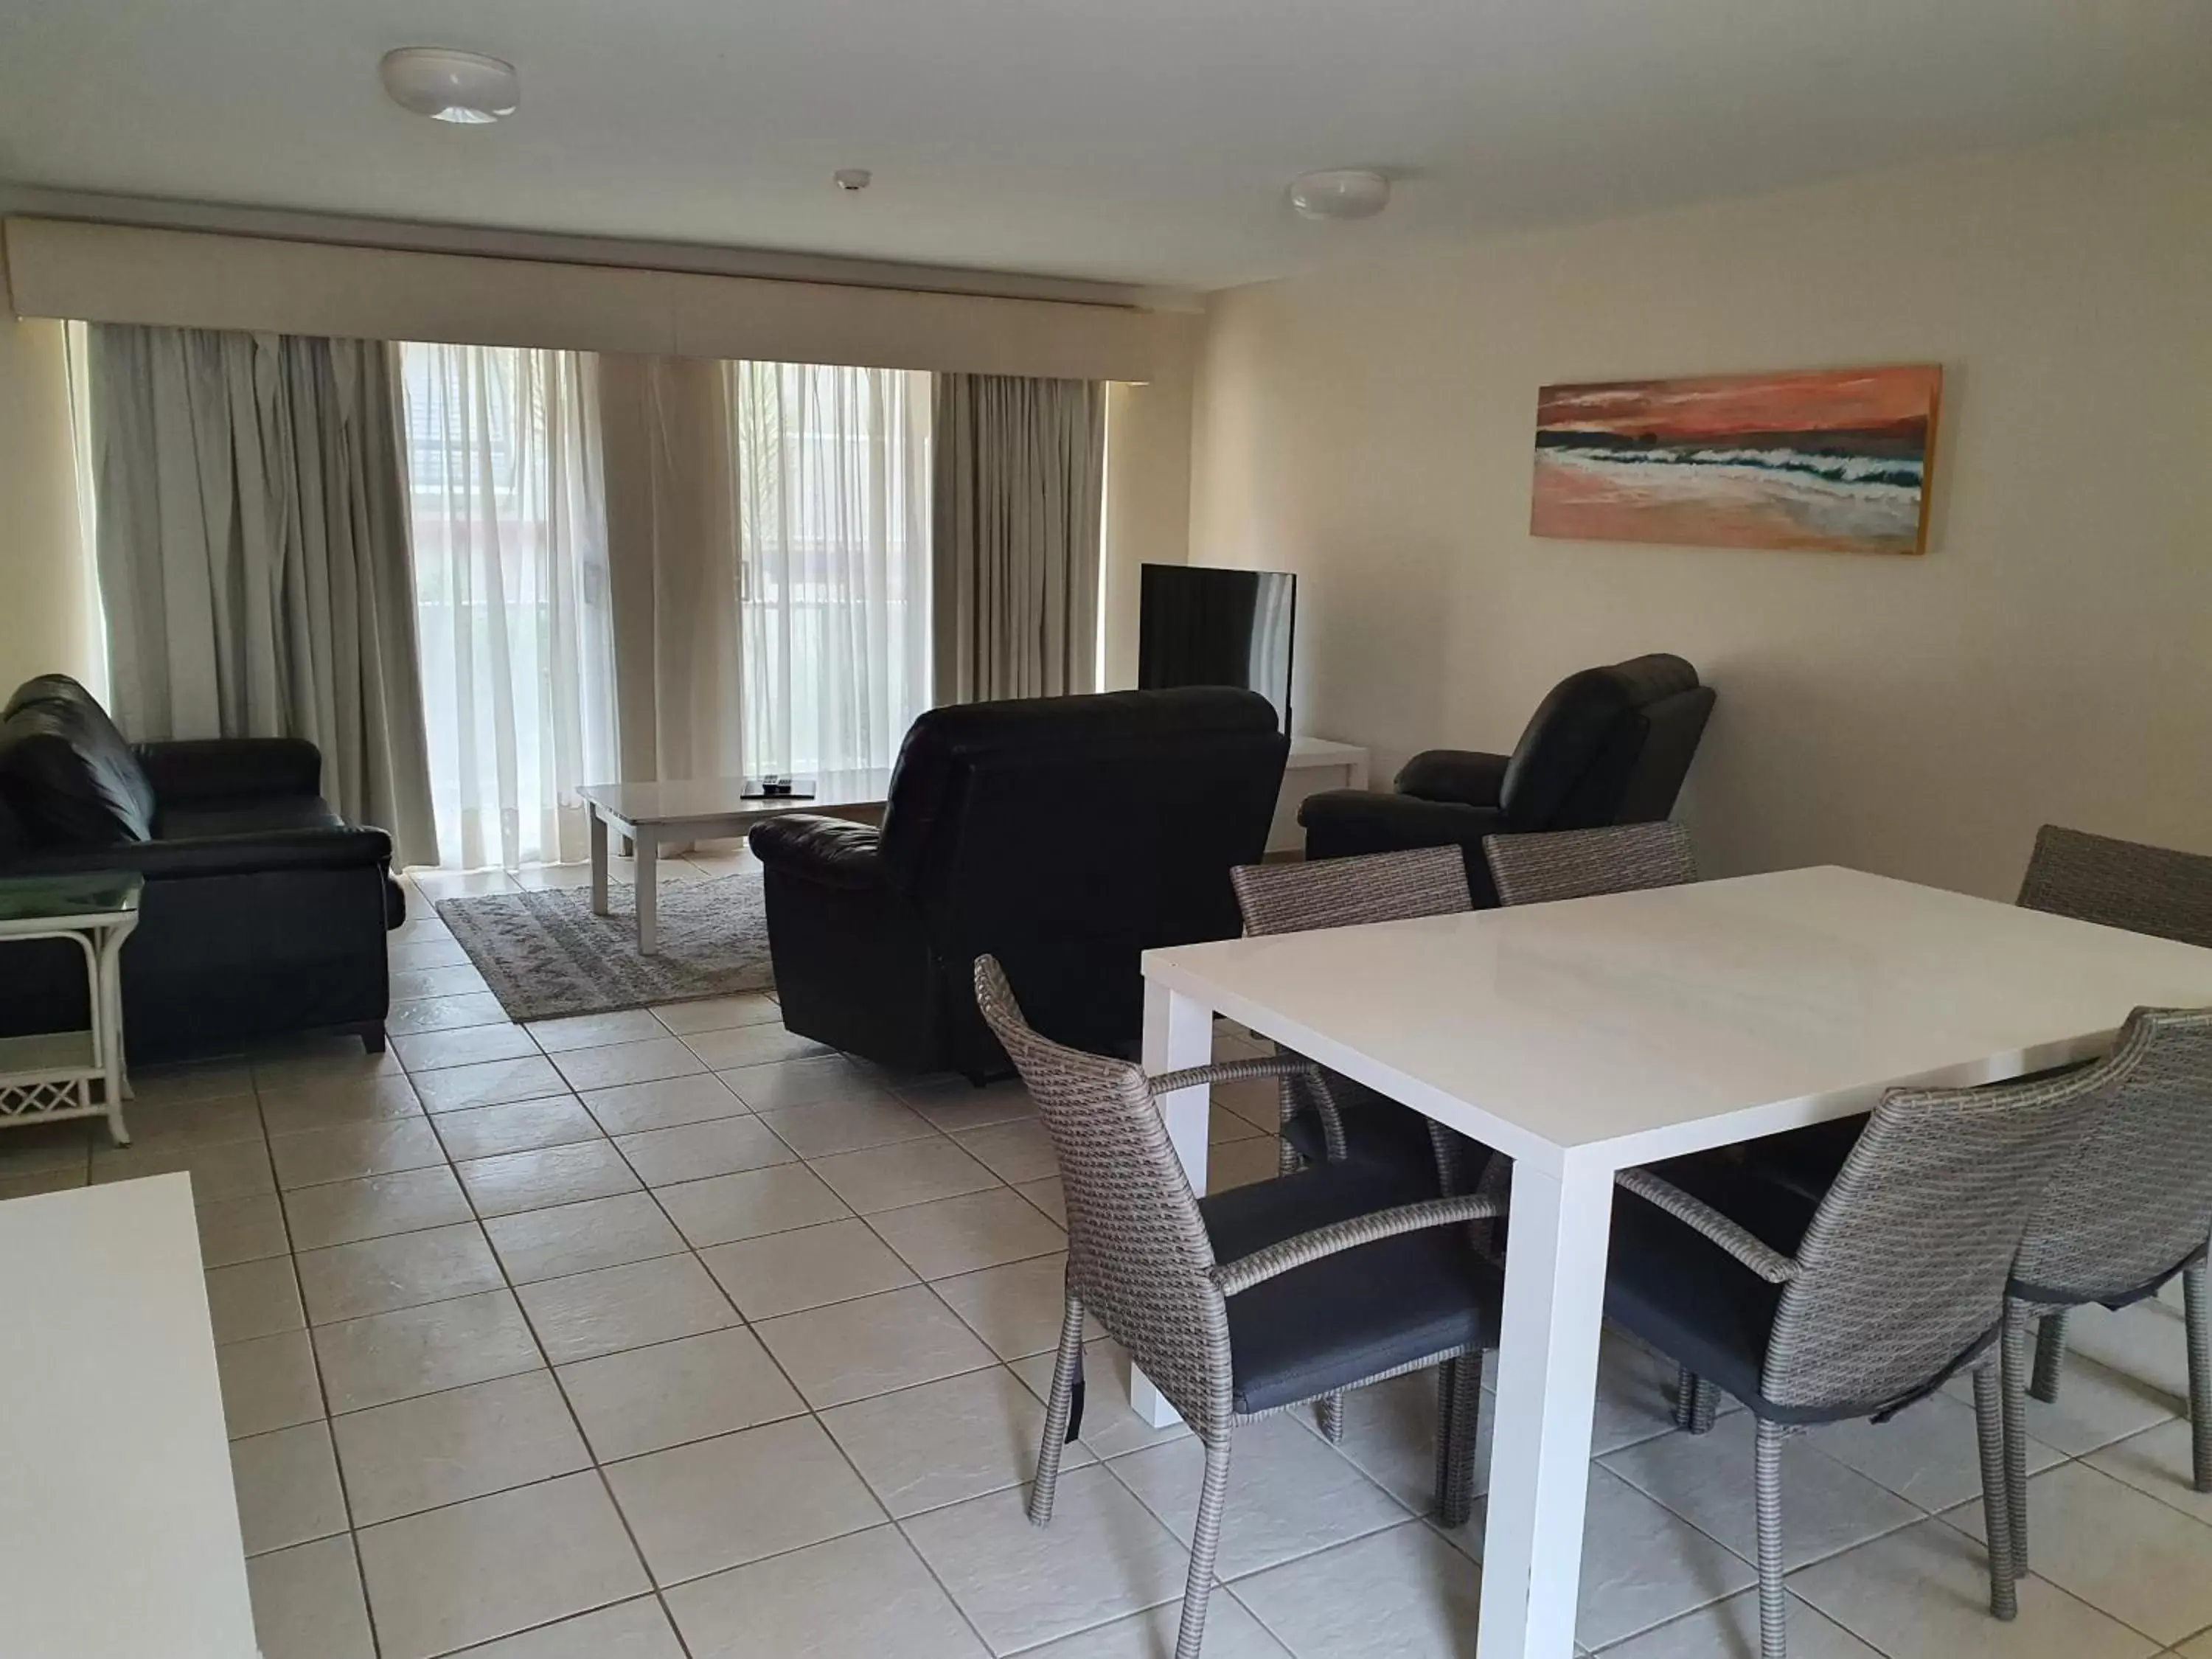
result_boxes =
[2011,826,2212,1413]
[1228,847,1477,1190]
[1228,846,1485,1445]
[1997,1006,2212,1569]
[1604,1026,2148,1659]
[1483,821,1725,1432]
[1481,819,1698,907]
[974,955,1501,1659]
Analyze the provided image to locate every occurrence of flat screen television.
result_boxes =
[1137,563,1296,730]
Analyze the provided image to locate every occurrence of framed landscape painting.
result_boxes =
[1531,364,1943,556]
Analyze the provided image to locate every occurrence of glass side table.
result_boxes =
[0,871,142,1147]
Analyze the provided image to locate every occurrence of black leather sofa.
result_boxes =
[0,675,405,1062]
[751,687,1290,1079]
[1299,654,1716,905]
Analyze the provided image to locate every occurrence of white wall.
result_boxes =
[0,307,94,692]
[1189,119,2212,899]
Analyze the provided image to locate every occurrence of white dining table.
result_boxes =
[1138,864,2212,1659]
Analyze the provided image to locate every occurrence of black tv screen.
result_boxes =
[1137,564,1296,729]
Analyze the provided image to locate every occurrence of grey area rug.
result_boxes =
[435,872,775,1023]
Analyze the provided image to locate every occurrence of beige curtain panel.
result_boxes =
[598,353,748,791]
[931,374,1106,705]
[89,324,438,864]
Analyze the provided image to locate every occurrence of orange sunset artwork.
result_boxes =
[1530,365,1943,556]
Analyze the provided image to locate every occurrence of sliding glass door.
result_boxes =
[729,362,931,777]
[395,348,931,870]
[400,344,616,869]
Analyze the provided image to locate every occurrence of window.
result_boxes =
[730,361,932,776]
[400,343,616,869]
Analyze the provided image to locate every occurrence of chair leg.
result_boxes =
[1436,1355,1484,1529]
[1175,1434,1234,1659]
[2029,1308,2070,1404]
[1972,1360,2018,1620]
[1674,1368,1717,1435]
[1316,1391,1345,1443]
[1029,1295,1086,1526]
[2186,1262,2212,1494]
[2001,1296,2031,1571]
[1753,1417,1788,1659]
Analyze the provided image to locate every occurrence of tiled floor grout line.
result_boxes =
[397,1029,703,1659]
[245,1073,389,1659]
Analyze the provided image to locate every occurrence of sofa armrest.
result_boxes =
[133,738,324,804]
[1298,790,1507,858]
[1394,749,1510,807]
[747,815,889,892]
[4,824,393,883]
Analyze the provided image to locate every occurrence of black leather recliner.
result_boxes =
[1299,653,1715,905]
[750,687,1290,1080]
[0,675,405,1062]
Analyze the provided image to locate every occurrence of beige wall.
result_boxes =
[1189,119,2212,899]
[1102,313,1202,687]
[0,306,94,692]
[4,218,1181,383]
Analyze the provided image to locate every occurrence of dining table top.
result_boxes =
[1143,864,2212,1174]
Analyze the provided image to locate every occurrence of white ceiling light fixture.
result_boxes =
[1287,169,1391,221]
[379,48,519,125]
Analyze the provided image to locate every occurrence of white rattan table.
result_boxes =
[1141,865,2212,1659]
[0,870,141,1146]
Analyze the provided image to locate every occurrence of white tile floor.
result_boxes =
[3,859,2211,1657]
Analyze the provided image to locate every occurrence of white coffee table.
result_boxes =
[580,772,891,955]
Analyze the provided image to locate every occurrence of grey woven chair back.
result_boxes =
[1230,846,1470,936]
[1484,821,1697,907]
[2017,825,2212,950]
[1761,1008,2171,1416]
[2009,1008,2212,1303]
[973,955,1233,1431]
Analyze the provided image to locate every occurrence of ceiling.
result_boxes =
[2,0,2208,292]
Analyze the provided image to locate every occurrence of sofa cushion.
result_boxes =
[159,798,349,841]
[0,677,158,845]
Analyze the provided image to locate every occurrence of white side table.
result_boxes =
[1268,735,1371,855]
[0,871,142,1147]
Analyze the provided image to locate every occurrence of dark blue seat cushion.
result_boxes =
[1201,1164,1500,1416]
[1280,1079,1445,1197]
[1603,1155,1818,1422]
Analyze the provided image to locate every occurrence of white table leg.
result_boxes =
[590,808,611,917]
[97,923,133,1145]
[635,833,659,955]
[1476,1155,1615,1659]
[1130,978,1215,1428]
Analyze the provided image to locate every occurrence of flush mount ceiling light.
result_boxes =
[379,47,519,124]
[1287,169,1391,220]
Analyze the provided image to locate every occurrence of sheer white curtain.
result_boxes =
[401,344,616,869]
[728,361,931,776]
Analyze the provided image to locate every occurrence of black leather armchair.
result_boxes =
[751,687,1290,1080]
[1299,654,1715,905]
[0,675,405,1061]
